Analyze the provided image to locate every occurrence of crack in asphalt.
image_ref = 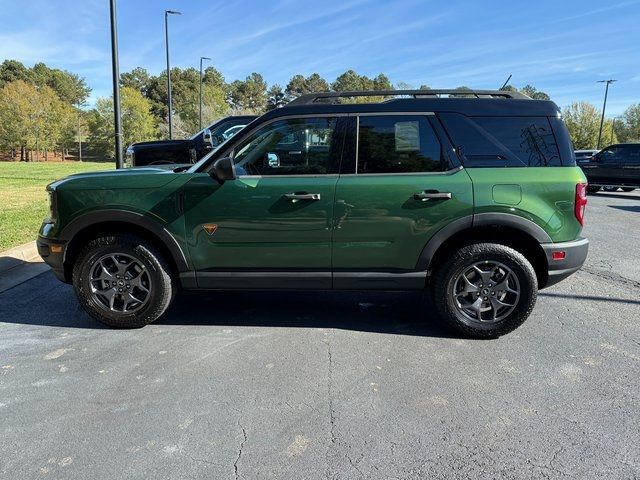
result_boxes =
[581,266,640,291]
[233,423,247,480]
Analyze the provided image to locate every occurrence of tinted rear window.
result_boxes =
[439,113,573,167]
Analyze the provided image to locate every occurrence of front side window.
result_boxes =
[232,117,339,176]
[357,115,447,174]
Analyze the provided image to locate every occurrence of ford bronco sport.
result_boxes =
[38,89,589,338]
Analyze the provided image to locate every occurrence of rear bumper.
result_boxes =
[36,234,69,283]
[541,237,589,288]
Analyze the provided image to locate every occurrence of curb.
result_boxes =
[0,241,50,293]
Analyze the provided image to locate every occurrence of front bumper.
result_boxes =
[541,237,589,288]
[37,233,69,283]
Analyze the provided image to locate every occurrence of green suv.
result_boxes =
[37,89,589,337]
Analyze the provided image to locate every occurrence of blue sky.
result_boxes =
[0,0,638,115]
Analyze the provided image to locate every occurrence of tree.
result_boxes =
[284,73,329,101]
[88,86,158,158]
[0,80,72,161]
[331,70,393,103]
[0,60,30,87]
[120,67,151,95]
[617,104,640,142]
[562,101,617,149]
[228,73,268,113]
[267,84,286,110]
[30,62,91,104]
[520,84,550,100]
[501,84,550,100]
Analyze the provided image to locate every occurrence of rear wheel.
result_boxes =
[72,234,176,328]
[587,185,601,193]
[621,187,636,192]
[432,243,537,338]
[602,186,618,192]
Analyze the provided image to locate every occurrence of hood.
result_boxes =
[49,166,186,191]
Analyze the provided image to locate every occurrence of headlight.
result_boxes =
[46,187,57,223]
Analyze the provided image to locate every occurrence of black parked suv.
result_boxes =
[125,115,256,167]
[580,143,640,193]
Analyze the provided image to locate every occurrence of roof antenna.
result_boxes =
[499,74,512,90]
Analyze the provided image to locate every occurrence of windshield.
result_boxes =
[189,119,251,141]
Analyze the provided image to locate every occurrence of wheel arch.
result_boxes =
[61,210,189,283]
[419,214,550,288]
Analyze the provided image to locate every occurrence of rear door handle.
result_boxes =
[284,192,321,202]
[413,191,452,201]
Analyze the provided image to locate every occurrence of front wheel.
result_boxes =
[621,187,636,192]
[432,243,538,338]
[72,234,176,328]
[587,185,601,193]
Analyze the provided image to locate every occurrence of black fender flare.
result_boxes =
[60,209,190,272]
[416,213,551,271]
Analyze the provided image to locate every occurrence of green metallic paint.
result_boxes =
[183,174,338,272]
[40,168,194,268]
[332,169,474,271]
[466,167,586,243]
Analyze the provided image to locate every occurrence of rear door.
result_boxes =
[331,113,474,289]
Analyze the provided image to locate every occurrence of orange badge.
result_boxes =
[203,224,218,235]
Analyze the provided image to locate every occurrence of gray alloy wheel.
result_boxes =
[89,253,152,313]
[73,234,175,328]
[451,261,520,323]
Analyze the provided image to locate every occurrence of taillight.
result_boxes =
[575,183,587,226]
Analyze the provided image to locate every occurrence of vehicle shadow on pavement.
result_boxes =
[608,205,640,213]
[157,290,460,338]
[0,272,460,338]
[590,192,640,201]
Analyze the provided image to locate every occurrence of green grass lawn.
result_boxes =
[0,161,113,251]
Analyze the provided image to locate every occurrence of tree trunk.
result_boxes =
[20,145,25,162]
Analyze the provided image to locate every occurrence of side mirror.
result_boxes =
[203,129,214,149]
[266,152,280,168]
[210,156,236,182]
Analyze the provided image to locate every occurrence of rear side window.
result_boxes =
[357,115,448,173]
[473,117,560,167]
[439,113,571,167]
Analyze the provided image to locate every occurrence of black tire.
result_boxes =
[621,187,635,192]
[72,234,176,328]
[431,243,538,338]
[602,186,618,192]
[587,185,601,193]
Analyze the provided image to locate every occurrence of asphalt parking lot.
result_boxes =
[1,191,639,480]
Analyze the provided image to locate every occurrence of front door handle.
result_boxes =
[284,192,321,202]
[413,191,452,201]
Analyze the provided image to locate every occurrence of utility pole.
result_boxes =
[597,79,616,149]
[199,56,211,131]
[165,10,181,139]
[109,0,123,168]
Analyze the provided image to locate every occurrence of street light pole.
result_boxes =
[165,10,181,140]
[199,56,211,131]
[597,79,617,149]
[109,0,123,168]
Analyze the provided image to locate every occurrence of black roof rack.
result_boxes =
[287,89,531,105]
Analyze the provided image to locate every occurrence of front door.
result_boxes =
[332,113,474,289]
[183,116,345,289]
